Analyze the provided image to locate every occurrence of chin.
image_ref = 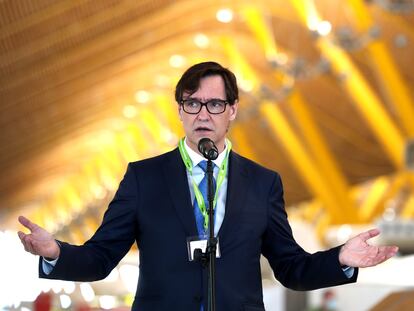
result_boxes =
[194,132,214,141]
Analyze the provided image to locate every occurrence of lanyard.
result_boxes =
[178,138,231,231]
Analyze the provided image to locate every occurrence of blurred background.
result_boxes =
[1,0,414,310]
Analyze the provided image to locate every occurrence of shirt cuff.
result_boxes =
[342,266,355,278]
[41,240,61,275]
[41,257,58,275]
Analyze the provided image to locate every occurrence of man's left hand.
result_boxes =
[339,228,398,268]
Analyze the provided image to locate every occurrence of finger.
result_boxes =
[25,235,38,255]
[378,245,399,257]
[362,256,380,267]
[371,255,387,266]
[17,231,26,240]
[365,246,398,267]
[363,251,388,267]
[18,233,32,253]
[19,232,29,247]
[27,239,37,255]
[373,253,392,266]
[21,237,31,253]
[19,234,29,251]
[18,216,38,232]
[21,234,34,253]
[359,228,380,242]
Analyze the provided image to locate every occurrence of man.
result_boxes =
[18,61,398,311]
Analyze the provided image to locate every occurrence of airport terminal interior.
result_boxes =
[1,0,414,310]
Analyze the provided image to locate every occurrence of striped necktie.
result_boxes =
[194,160,216,236]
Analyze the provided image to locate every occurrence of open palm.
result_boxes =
[339,228,398,268]
[18,215,60,259]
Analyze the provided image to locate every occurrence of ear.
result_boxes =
[228,101,238,121]
[178,104,183,121]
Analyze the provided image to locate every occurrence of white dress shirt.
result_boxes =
[183,138,229,237]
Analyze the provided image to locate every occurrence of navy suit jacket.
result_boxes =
[40,148,357,310]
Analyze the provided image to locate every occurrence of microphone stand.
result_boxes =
[206,159,216,311]
[195,138,219,311]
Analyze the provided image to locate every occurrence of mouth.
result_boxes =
[194,126,213,133]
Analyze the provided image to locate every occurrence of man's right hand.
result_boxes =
[18,215,60,260]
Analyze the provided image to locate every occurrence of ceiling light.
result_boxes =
[275,53,288,66]
[91,184,106,200]
[317,21,332,36]
[238,79,254,92]
[134,90,151,104]
[194,33,210,49]
[216,9,233,23]
[169,55,186,68]
[307,16,319,32]
[154,75,170,87]
[123,105,138,119]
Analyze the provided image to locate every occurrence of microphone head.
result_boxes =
[198,138,219,160]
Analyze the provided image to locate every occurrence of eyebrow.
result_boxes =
[184,97,225,101]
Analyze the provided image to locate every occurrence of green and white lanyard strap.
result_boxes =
[178,137,231,231]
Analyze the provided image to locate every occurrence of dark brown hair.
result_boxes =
[175,61,239,105]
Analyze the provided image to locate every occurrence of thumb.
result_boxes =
[18,216,38,232]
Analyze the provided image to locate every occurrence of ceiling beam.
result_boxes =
[347,0,414,137]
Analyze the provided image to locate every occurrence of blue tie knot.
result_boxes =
[198,160,208,172]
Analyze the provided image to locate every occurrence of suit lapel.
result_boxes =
[163,148,198,237]
[218,151,249,239]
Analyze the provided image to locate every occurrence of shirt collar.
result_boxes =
[184,137,228,169]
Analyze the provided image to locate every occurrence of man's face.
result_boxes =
[178,75,238,154]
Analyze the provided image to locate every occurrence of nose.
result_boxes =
[196,105,210,120]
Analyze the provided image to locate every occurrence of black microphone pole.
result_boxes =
[197,138,218,311]
[206,159,216,311]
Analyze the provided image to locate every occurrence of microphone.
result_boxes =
[198,138,219,160]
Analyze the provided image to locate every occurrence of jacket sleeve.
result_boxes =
[39,163,139,282]
[261,173,358,290]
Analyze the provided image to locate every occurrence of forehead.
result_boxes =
[185,75,226,100]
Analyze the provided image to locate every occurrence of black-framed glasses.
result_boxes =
[180,98,228,114]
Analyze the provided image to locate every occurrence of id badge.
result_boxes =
[186,235,221,261]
